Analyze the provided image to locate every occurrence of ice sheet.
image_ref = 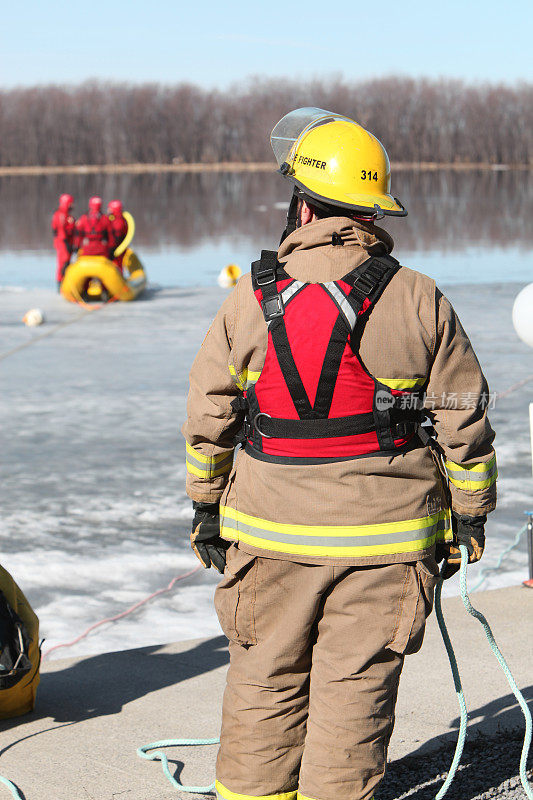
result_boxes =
[1,281,532,659]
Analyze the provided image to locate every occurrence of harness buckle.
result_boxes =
[351,273,375,297]
[255,269,277,287]
[254,412,273,438]
[262,294,285,321]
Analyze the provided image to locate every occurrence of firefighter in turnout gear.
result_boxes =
[183,108,497,800]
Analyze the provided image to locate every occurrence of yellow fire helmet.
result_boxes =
[271,107,406,217]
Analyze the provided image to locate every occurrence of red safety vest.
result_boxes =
[237,250,425,464]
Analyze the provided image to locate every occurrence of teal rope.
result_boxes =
[458,544,533,800]
[469,524,527,593]
[138,542,533,799]
[136,737,219,793]
[0,776,23,800]
[435,545,533,799]
[434,570,468,799]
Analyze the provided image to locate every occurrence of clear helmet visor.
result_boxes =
[270,107,354,168]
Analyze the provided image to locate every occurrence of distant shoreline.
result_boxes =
[0,161,531,177]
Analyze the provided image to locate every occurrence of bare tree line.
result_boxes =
[1,77,532,167]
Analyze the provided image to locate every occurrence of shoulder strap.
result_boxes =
[251,250,316,419]
[341,254,400,314]
[311,255,401,418]
[251,250,290,322]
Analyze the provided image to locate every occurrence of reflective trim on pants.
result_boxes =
[220,506,451,558]
[298,796,373,800]
[216,781,297,800]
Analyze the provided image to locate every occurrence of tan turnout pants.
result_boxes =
[214,546,438,800]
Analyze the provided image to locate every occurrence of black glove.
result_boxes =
[436,512,486,579]
[190,502,230,574]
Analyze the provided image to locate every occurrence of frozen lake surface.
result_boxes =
[1,170,533,659]
[1,277,532,661]
[2,168,533,290]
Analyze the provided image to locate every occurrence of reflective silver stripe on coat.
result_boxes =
[445,461,498,483]
[280,280,306,307]
[221,514,449,550]
[322,282,357,330]
[186,459,233,479]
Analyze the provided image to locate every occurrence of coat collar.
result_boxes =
[278,217,394,260]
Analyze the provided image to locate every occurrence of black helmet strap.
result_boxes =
[279,190,300,245]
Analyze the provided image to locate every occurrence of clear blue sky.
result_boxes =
[2,0,531,88]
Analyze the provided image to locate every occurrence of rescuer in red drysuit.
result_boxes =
[51,193,76,288]
[107,200,128,272]
[76,196,112,257]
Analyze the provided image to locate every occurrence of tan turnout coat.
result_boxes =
[183,217,496,566]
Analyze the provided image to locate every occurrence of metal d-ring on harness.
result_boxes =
[254,412,272,438]
[132,545,533,799]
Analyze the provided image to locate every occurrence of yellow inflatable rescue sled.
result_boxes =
[0,564,40,719]
[61,248,147,303]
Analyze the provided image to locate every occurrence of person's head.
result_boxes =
[270,107,406,239]
[58,193,74,212]
[88,196,102,214]
[107,199,123,216]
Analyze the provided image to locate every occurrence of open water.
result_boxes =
[1,169,532,659]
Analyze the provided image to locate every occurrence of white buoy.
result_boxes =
[22,308,45,327]
[217,264,242,289]
[512,283,533,349]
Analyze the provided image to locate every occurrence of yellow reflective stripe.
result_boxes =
[186,460,232,479]
[228,364,242,388]
[228,364,262,390]
[220,529,444,557]
[448,473,497,491]
[185,443,233,480]
[221,505,443,537]
[185,442,232,465]
[377,377,426,389]
[220,506,451,557]
[215,781,297,800]
[298,796,374,800]
[445,454,497,491]
[446,453,497,474]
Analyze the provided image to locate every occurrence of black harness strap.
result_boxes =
[312,256,400,419]
[255,411,376,439]
[252,252,315,420]
[270,320,316,419]
[312,314,350,418]
[340,255,402,449]
[342,255,400,308]
[253,250,285,322]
